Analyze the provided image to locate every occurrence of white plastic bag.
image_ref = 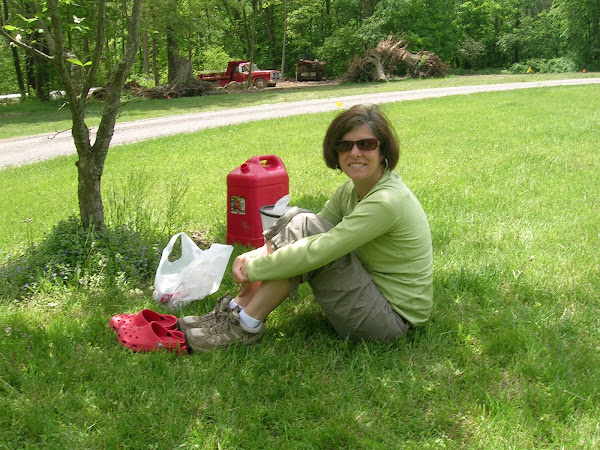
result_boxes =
[152,232,233,310]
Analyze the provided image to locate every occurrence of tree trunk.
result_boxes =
[365,55,386,81]
[1,0,26,97]
[75,137,105,229]
[152,35,160,86]
[34,56,51,100]
[79,0,141,229]
[142,31,150,75]
[262,3,275,66]
[361,0,372,18]
[247,0,258,87]
[32,31,51,100]
[45,0,143,229]
[169,57,193,87]
[281,0,287,78]
[104,37,111,74]
[167,24,178,83]
[401,51,422,71]
[10,46,26,98]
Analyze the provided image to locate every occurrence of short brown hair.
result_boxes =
[322,104,400,170]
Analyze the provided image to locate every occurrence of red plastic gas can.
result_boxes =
[226,155,289,247]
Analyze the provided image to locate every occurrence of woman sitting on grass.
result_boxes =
[179,104,433,351]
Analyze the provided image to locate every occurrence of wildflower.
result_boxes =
[5,327,12,335]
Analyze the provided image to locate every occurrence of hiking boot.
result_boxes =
[184,307,264,352]
[178,294,232,332]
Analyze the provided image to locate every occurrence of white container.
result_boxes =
[259,194,291,231]
[259,204,292,231]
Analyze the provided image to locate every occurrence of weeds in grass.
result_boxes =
[0,170,192,301]
[0,217,159,300]
[105,168,190,238]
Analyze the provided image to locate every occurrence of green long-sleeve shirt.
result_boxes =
[247,170,433,326]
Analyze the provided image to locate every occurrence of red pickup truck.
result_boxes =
[197,61,281,88]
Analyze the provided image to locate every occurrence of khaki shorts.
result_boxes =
[264,207,409,342]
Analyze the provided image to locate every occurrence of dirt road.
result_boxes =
[1,78,599,170]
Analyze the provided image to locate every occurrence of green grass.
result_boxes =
[0,71,597,140]
[1,84,600,448]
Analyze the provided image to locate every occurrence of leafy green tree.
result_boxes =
[497,7,562,63]
[318,23,367,76]
[0,0,592,99]
[553,0,600,70]
[286,0,332,61]
[1,0,142,229]
[455,0,520,68]
[365,0,460,61]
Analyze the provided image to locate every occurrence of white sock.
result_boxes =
[239,309,261,329]
[229,298,241,310]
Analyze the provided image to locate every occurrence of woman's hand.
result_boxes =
[232,244,270,296]
[232,254,250,285]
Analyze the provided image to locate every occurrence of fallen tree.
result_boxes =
[90,79,215,100]
[344,36,449,82]
[91,58,215,100]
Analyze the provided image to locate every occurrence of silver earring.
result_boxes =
[384,159,389,170]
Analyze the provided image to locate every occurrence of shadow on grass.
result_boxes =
[0,216,161,302]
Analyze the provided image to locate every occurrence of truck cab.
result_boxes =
[197,61,281,88]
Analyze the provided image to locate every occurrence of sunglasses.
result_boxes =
[335,138,379,153]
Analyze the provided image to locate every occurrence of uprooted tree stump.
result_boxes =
[343,36,449,82]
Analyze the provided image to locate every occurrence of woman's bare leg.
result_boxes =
[242,278,290,321]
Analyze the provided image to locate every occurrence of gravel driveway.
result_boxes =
[1,78,599,170]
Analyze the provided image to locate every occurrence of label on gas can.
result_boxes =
[230,195,246,215]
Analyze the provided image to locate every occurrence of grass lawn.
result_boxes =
[1,82,599,448]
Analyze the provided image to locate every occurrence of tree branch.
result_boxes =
[1,0,53,60]
[46,0,76,102]
[0,28,53,60]
[93,0,142,165]
[83,0,106,97]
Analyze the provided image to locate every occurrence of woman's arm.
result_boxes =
[247,194,398,282]
[232,242,273,295]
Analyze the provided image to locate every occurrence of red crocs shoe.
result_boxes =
[109,309,178,331]
[117,322,188,354]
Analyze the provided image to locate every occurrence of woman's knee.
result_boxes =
[289,212,331,232]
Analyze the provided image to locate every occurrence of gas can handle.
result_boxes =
[256,155,284,171]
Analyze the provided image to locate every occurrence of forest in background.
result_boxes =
[1,0,599,97]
